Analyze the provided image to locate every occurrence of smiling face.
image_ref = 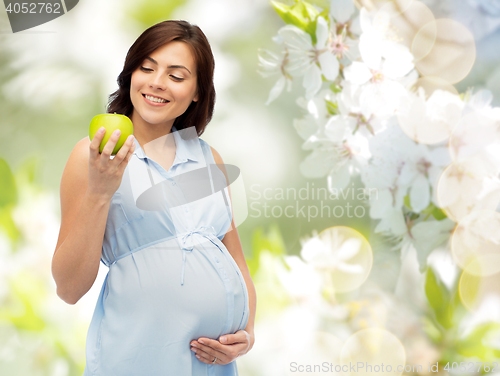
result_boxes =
[130,41,199,136]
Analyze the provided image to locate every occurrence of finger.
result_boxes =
[191,339,231,359]
[219,331,247,345]
[191,341,245,365]
[191,346,215,364]
[114,134,134,165]
[89,127,106,158]
[195,338,225,353]
[191,345,226,365]
[118,138,136,172]
[100,129,121,162]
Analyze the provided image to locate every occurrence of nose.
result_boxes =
[149,72,167,91]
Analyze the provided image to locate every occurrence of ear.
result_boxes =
[193,91,199,103]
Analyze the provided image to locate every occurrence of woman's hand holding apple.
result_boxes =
[87,127,136,201]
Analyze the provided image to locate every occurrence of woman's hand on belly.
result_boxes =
[190,329,254,365]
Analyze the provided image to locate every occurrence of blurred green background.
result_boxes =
[1,0,500,375]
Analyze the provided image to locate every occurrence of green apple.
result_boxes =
[89,113,134,156]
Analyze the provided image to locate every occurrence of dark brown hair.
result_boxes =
[107,20,215,137]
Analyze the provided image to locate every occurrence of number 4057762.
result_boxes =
[5,2,62,14]
[444,362,499,373]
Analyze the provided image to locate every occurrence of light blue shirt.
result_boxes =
[83,125,249,376]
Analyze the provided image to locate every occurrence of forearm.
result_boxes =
[242,267,256,349]
[52,192,110,304]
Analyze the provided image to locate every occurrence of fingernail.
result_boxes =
[99,127,105,133]
[198,339,204,344]
[191,343,198,348]
[190,347,196,352]
[115,130,121,136]
[220,337,227,343]
[195,355,200,359]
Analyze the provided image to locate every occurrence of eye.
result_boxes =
[170,75,184,82]
[140,66,153,72]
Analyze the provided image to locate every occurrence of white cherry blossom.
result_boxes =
[397,144,451,212]
[450,92,500,166]
[277,16,340,99]
[300,231,364,274]
[397,87,464,144]
[261,3,500,270]
[361,125,419,235]
[294,89,336,141]
[343,8,416,117]
[257,34,294,105]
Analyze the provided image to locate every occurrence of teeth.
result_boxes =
[145,95,168,103]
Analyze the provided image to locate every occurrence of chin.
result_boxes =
[137,110,172,124]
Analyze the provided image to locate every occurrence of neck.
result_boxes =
[130,110,175,149]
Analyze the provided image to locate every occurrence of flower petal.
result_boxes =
[359,32,382,70]
[381,42,414,78]
[327,163,351,191]
[301,236,329,262]
[294,116,319,141]
[337,262,364,274]
[360,81,406,117]
[300,148,336,178]
[343,62,372,86]
[410,173,430,212]
[325,115,349,142]
[265,76,286,105]
[303,64,322,99]
[359,8,372,33]
[330,0,355,24]
[336,238,362,261]
[278,25,313,51]
[316,16,329,48]
[318,52,340,81]
[369,188,393,219]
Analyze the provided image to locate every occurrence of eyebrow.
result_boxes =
[145,57,192,74]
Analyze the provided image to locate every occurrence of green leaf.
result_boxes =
[411,219,456,272]
[271,1,291,18]
[330,83,342,93]
[272,1,306,30]
[408,212,419,221]
[267,223,287,256]
[325,99,339,115]
[0,158,18,208]
[404,193,412,210]
[456,322,500,360]
[271,1,320,44]
[307,0,330,9]
[421,316,442,343]
[425,266,454,329]
[431,206,447,220]
[0,272,46,331]
[0,159,21,246]
[421,201,448,220]
[248,224,287,277]
[14,155,40,187]
[301,2,320,44]
[124,0,188,29]
[0,205,22,246]
[253,250,293,320]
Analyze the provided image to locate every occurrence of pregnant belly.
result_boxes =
[100,238,247,352]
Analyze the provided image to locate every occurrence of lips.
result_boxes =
[142,93,169,101]
[142,93,170,106]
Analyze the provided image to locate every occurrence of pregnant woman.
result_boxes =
[51,20,256,375]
